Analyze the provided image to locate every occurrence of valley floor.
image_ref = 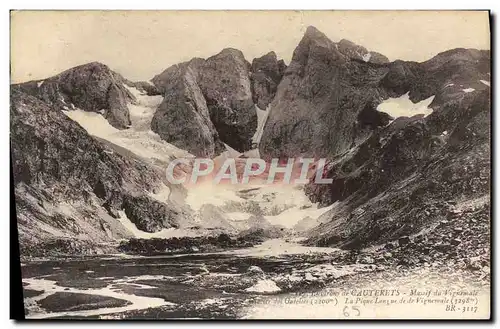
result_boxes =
[20,239,490,320]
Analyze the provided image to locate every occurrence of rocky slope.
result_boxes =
[305,87,490,249]
[11,89,193,257]
[258,28,491,254]
[12,62,136,129]
[151,48,286,156]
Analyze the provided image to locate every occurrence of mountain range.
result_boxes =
[11,26,490,258]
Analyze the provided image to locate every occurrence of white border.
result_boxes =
[2,2,497,328]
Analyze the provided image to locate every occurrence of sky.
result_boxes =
[10,10,490,83]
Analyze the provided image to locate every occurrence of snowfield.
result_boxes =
[377,92,434,119]
[63,84,191,166]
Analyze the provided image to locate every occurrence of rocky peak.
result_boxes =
[150,58,224,158]
[151,47,259,155]
[292,26,344,66]
[259,26,390,160]
[303,25,330,42]
[337,38,389,64]
[214,48,249,62]
[11,61,135,129]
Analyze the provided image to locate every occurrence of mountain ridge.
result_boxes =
[10,25,490,257]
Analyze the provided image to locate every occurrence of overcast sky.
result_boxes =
[11,10,490,83]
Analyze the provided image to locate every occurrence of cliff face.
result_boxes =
[258,26,393,160]
[12,62,136,129]
[150,59,225,158]
[151,48,287,156]
[250,51,287,110]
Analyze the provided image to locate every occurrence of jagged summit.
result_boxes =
[303,25,328,39]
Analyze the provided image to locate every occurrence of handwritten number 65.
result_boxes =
[343,306,361,317]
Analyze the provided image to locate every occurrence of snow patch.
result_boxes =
[441,131,448,136]
[63,94,190,165]
[362,52,372,62]
[463,88,475,93]
[480,80,490,87]
[377,92,434,119]
[225,239,340,257]
[226,212,253,222]
[265,202,334,229]
[252,105,270,145]
[444,83,454,88]
[63,110,120,137]
[37,81,44,88]
[245,279,281,293]
[185,183,245,212]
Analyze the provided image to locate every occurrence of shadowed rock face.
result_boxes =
[198,48,257,152]
[12,62,136,129]
[250,51,287,109]
[151,59,225,158]
[151,49,287,155]
[252,26,490,249]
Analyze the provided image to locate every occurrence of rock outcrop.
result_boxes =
[122,195,186,233]
[197,48,257,153]
[12,62,136,129]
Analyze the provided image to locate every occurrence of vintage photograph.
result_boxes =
[10,10,491,319]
